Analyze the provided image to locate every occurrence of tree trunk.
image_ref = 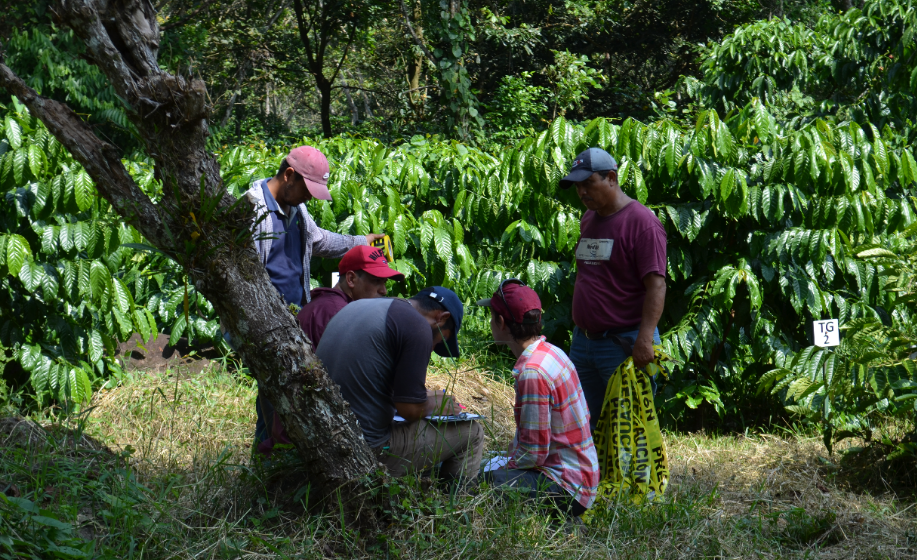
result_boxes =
[341,74,360,126]
[0,0,379,527]
[355,71,374,119]
[402,0,429,120]
[317,76,333,138]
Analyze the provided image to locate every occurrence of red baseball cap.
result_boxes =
[477,280,542,324]
[286,146,332,201]
[338,246,405,281]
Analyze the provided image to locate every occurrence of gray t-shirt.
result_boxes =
[316,298,431,447]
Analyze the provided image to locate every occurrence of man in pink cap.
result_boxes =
[478,279,598,518]
[242,146,384,452]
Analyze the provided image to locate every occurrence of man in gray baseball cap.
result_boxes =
[559,147,619,188]
[560,147,668,431]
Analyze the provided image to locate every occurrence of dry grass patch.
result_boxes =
[426,355,517,451]
[86,366,257,471]
[14,361,906,559]
[663,432,916,558]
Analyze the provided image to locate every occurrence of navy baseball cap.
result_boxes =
[559,147,619,189]
[415,286,463,358]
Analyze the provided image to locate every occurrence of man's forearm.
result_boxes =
[637,276,666,343]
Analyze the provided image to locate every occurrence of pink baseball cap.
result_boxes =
[286,146,332,201]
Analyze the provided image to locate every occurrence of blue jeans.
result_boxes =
[255,387,273,444]
[224,330,272,448]
[483,469,586,518]
[569,326,660,432]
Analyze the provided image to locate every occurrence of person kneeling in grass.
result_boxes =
[479,280,599,517]
[317,287,484,484]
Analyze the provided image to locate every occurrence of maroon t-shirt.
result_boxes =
[297,287,351,350]
[571,201,667,333]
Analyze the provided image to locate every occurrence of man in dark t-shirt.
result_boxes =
[297,245,405,351]
[316,287,484,481]
[559,147,667,430]
[255,246,406,456]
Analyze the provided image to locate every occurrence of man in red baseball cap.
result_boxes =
[241,145,385,455]
[257,246,404,457]
[478,279,598,518]
[297,245,405,351]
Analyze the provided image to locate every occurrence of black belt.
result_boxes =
[581,325,640,341]
[580,325,641,357]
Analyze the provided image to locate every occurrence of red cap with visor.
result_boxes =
[338,246,405,281]
[477,280,542,324]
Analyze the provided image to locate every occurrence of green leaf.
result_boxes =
[900,149,917,186]
[89,260,111,301]
[39,262,59,300]
[88,330,104,363]
[6,234,32,276]
[634,166,647,204]
[31,355,52,393]
[27,144,43,178]
[59,222,74,252]
[112,308,132,340]
[433,227,452,264]
[111,277,132,314]
[19,344,42,371]
[73,170,94,212]
[73,222,90,251]
[720,168,735,203]
[4,115,22,149]
[170,313,187,347]
[30,515,72,531]
[12,149,25,184]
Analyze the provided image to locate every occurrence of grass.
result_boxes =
[2,360,916,559]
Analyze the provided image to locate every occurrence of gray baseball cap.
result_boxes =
[559,147,619,189]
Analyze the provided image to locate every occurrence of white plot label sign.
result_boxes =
[813,319,840,347]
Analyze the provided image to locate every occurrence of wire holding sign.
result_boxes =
[814,319,840,347]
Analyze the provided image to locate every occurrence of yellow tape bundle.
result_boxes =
[370,234,395,263]
[591,350,669,505]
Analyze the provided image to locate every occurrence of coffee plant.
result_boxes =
[2,0,916,454]
[0,100,221,406]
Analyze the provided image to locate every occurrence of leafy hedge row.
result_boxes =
[2,0,917,452]
[0,100,221,405]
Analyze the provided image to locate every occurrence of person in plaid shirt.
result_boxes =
[478,280,599,517]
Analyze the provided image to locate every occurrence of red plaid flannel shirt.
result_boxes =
[506,337,599,508]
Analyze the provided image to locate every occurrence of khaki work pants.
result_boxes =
[378,419,484,479]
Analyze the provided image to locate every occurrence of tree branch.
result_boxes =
[0,62,169,246]
[399,0,437,66]
[328,23,358,85]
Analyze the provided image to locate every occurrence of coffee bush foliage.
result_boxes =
[2,0,916,453]
[0,99,222,407]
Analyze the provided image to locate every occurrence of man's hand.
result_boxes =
[365,233,386,245]
[425,390,463,416]
[632,335,655,369]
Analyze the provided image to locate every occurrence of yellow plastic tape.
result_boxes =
[589,348,670,510]
[371,234,395,263]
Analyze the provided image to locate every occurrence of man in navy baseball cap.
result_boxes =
[412,286,463,358]
[559,147,619,189]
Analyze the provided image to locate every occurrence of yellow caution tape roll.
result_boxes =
[371,234,395,263]
[590,348,670,509]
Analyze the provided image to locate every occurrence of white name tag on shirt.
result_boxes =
[575,238,614,261]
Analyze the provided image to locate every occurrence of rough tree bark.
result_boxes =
[0,0,380,527]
